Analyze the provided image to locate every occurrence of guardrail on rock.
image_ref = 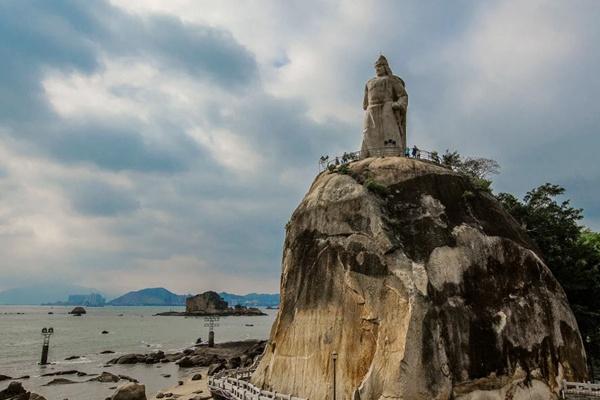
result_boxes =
[208,368,308,400]
[318,146,443,172]
[561,380,600,398]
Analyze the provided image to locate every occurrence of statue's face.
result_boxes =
[375,64,387,77]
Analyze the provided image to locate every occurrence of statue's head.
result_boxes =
[375,55,392,77]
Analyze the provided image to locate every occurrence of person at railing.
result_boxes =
[411,145,420,158]
[404,147,410,158]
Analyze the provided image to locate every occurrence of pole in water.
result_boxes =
[204,316,220,348]
[40,327,54,365]
[332,351,338,400]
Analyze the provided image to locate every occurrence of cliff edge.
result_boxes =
[252,156,587,400]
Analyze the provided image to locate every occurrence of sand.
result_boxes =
[150,367,211,400]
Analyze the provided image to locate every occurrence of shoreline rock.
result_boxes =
[154,308,266,317]
[68,306,86,316]
[0,381,46,400]
[109,340,266,370]
[110,382,146,400]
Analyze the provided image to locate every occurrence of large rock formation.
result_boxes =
[186,291,229,313]
[165,291,266,316]
[252,157,587,400]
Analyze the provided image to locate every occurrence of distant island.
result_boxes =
[107,287,187,306]
[0,285,279,308]
[156,291,266,316]
[0,284,104,305]
[219,292,279,308]
[43,293,106,307]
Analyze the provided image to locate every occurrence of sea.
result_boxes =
[0,305,277,399]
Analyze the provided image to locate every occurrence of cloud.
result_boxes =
[0,0,599,296]
[69,180,140,217]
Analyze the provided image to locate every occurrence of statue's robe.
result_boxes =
[361,74,408,158]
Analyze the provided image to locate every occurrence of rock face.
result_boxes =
[252,157,588,400]
[173,291,265,316]
[0,382,46,400]
[68,306,86,315]
[186,291,228,313]
[110,383,146,400]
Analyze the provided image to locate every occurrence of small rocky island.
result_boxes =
[156,291,266,316]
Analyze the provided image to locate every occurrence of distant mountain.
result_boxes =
[108,287,188,306]
[43,293,106,307]
[0,284,103,305]
[219,292,280,308]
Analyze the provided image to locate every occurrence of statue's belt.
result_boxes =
[367,101,392,108]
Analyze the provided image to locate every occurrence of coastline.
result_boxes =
[154,309,266,317]
[0,305,276,399]
[149,367,211,400]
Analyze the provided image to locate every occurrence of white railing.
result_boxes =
[318,146,444,172]
[208,368,308,400]
[561,380,600,398]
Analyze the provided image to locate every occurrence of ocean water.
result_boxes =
[0,305,277,399]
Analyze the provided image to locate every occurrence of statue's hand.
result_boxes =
[392,102,403,111]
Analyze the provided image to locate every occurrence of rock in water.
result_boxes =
[252,157,588,400]
[0,381,46,400]
[110,383,146,400]
[89,372,120,383]
[68,306,86,316]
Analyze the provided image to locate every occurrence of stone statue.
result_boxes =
[361,55,408,158]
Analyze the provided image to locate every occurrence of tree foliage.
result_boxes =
[442,150,500,192]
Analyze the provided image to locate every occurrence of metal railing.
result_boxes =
[318,146,444,172]
[208,367,308,400]
[561,380,600,398]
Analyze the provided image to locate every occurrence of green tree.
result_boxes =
[442,150,500,192]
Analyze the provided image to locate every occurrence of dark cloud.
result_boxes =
[0,0,257,172]
[127,15,258,88]
[45,123,199,173]
[69,180,140,217]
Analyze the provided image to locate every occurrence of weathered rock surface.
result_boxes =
[43,378,77,385]
[108,340,265,370]
[187,291,228,313]
[89,372,120,383]
[110,383,146,400]
[69,306,86,315]
[157,291,266,317]
[252,157,588,400]
[0,382,46,400]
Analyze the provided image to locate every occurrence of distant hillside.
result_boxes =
[108,287,187,306]
[43,293,106,307]
[0,284,102,305]
[220,292,280,308]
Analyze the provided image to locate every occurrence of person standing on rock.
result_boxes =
[361,55,408,158]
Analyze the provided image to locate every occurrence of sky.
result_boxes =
[0,0,599,296]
